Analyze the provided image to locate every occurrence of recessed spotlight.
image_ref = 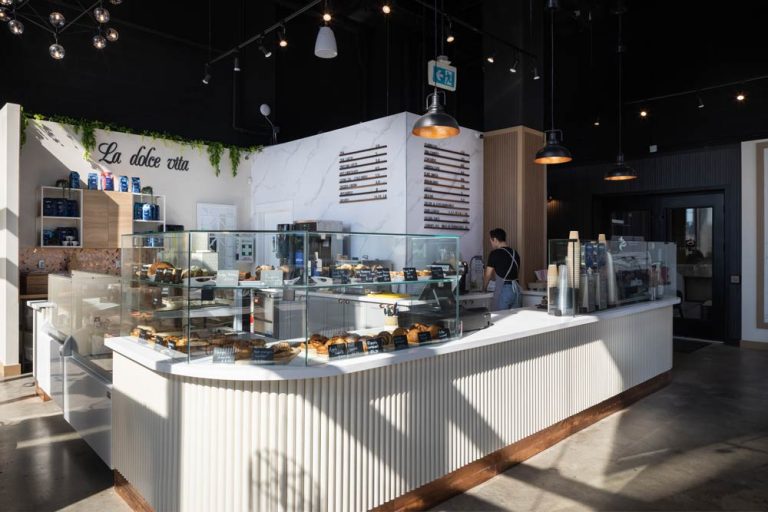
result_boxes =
[278,26,288,47]
[323,12,331,22]
[640,109,648,118]
[486,54,495,64]
[593,117,600,127]
[697,96,704,109]
[736,92,745,101]
[382,3,392,14]
[532,66,540,80]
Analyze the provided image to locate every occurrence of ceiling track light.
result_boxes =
[509,57,519,73]
[593,116,600,127]
[639,109,648,118]
[278,25,288,47]
[534,0,572,166]
[382,2,392,14]
[486,53,495,64]
[697,95,704,109]
[736,92,746,101]
[233,54,241,72]
[532,65,541,80]
[257,38,272,58]
[202,64,212,85]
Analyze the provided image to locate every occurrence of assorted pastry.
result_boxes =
[303,323,446,357]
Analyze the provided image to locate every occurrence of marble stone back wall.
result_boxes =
[19,248,120,276]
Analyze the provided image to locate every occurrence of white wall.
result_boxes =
[20,119,253,247]
[741,139,768,343]
[0,104,21,369]
[249,112,484,265]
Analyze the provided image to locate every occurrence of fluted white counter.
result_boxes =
[109,298,676,512]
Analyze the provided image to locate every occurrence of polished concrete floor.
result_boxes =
[1,344,767,511]
[0,375,128,512]
[438,344,768,511]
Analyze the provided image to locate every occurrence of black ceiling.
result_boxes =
[1,0,766,158]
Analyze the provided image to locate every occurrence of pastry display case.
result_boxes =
[546,237,676,316]
[120,230,463,366]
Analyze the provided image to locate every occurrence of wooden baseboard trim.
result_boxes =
[34,384,52,402]
[374,370,672,512]
[741,340,768,350]
[0,363,21,378]
[115,470,154,512]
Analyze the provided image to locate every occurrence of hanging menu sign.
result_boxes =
[339,145,389,204]
[403,267,418,281]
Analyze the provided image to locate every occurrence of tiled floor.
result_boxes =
[1,344,767,511]
[437,344,768,511]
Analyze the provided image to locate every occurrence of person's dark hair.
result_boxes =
[489,228,506,242]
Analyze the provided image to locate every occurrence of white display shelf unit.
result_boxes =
[130,192,166,234]
[38,186,83,248]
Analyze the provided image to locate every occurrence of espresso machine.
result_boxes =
[275,220,345,277]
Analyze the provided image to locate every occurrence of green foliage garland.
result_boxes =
[20,112,263,177]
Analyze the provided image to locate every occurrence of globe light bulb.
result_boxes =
[49,43,65,60]
[8,18,23,35]
[105,27,118,42]
[93,34,107,49]
[49,11,66,27]
[94,7,110,23]
[0,8,10,22]
[0,0,13,6]
[382,3,391,14]
[109,0,123,4]
[323,12,331,22]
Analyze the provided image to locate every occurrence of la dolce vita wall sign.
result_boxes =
[96,141,191,172]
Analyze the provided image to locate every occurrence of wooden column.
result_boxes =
[483,126,546,289]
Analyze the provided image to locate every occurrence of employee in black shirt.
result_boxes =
[484,228,522,310]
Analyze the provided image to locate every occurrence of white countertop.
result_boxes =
[106,297,678,382]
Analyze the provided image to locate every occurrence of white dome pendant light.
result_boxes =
[314,1,337,59]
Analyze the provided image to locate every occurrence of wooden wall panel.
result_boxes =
[483,127,546,288]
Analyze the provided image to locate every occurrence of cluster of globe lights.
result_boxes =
[0,0,122,60]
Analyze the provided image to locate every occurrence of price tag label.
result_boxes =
[166,341,176,351]
[346,341,363,355]
[375,269,391,282]
[138,329,149,340]
[201,285,215,301]
[430,266,445,280]
[437,328,451,340]
[357,269,374,283]
[403,267,418,281]
[417,331,432,343]
[366,337,384,354]
[328,343,347,359]
[251,347,274,361]
[393,335,409,350]
[331,269,350,284]
[212,346,235,364]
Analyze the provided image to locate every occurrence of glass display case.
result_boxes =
[547,237,676,316]
[120,231,463,366]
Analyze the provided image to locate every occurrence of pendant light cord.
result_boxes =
[549,6,555,130]
[617,9,623,157]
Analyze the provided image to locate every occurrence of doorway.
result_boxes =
[596,192,725,340]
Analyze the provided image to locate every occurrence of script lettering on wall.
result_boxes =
[96,142,190,172]
[423,142,471,231]
[338,144,388,204]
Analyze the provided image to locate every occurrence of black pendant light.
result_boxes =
[412,0,460,139]
[534,0,572,165]
[604,2,636,181]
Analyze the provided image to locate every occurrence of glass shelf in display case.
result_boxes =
[546,237,676,316]
[120,230,462,366]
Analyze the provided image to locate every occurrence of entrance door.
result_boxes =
[596,192,725,340]
[659,194,724,340]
